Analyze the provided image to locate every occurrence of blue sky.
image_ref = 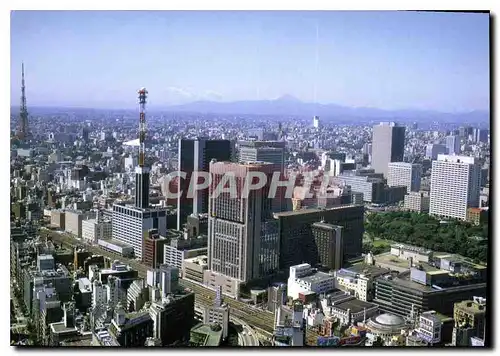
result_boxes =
[10,10,489,111]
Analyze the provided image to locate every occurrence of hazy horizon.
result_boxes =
[11,10,490,112]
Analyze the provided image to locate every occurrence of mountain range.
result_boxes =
[164,95,489,123]
[15,94,489,123]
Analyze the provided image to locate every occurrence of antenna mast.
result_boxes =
[138,88,148,167]
[18,62,29,140]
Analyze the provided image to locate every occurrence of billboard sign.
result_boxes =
[317,336,340,347]
[340,335,361,345]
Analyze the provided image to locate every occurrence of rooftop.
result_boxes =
[50,322,78,335]
[371,252,412,271]
[391,243,432,255]
[312,221,341,230]
[299,270,335,284]
[98,238,134,249]
[342,264,391,278]
[78,278,92,293]
[274,204,359,217]
[190,323,223,347]
[380,270,487,293]
[184,255,208,265]
[333,298,378,314]
[60,338,92,347]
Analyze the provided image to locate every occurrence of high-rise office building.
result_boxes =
[371,122,406,178]
[429,155,481,221]
[459,126,473,138]
[177,138,234,230]
[445,135,460,155]
[238,140,286,212]
[274,205,364,270]
[472,128,489,144]
[425,144,447,160]
[238,140,286,172]
[205,161,278,297]
[311,222,343,271]
[387,162,422,193]
[313,116,320,129]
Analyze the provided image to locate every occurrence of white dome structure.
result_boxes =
[366,313,409,342]
[374,313,405,326]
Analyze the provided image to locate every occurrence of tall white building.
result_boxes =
[446,135,460,155]
[313,116,320,129]
[425,144,447,160]
[429,155,481,220]
[387,162,422,193]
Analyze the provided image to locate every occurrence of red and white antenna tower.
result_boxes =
[138,87,148,166]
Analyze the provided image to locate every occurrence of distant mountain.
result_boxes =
[166,96,489,123]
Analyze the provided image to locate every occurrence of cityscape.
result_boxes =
[10,10,490,348]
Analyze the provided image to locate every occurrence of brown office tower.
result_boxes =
[205,161,279,298]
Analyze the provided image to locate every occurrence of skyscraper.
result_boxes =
[311,222,343,271]
[274,205,364,270]
[446,135,461,155]
[472,128,489,144]
[238,140,286,212]
[205,161,279,297]
[238,140,286,172]
[177,138,234,230]
[429,155,481,221]
[387,162,422,193]
[425,144,447,160]
[313,116,320,129]
[371,122,406,178]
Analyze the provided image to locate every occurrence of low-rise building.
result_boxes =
[466,207,488,226]
[182,255,208,283]
[203,303,229,340]
[390,243,433,264]
[320,291,378,325]
[404,191,430,213]
[50,210,66,230]
[335,264,391,301]
[108,305,154,347]
[287,263,336,300]
[82,219,112,243]
[365,313,410,344]
[374,256,487,318]
[189,323,223,347]
[65,210,96,239]
[453,296,486,345]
